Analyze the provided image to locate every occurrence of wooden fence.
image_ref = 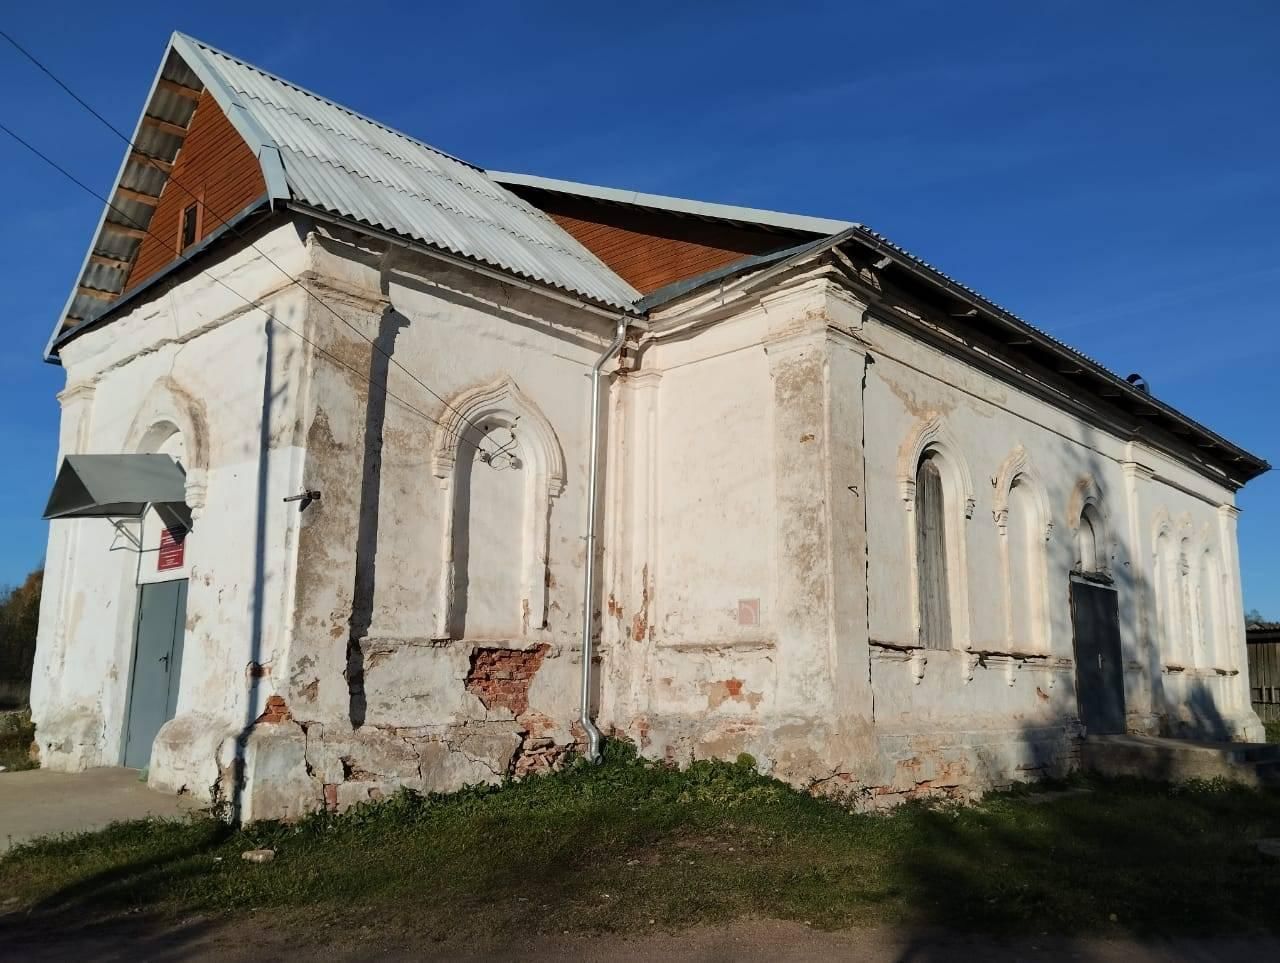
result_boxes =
[1247,628,1280,723]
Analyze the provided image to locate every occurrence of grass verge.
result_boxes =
[3,742,1280,943]
[0,710,36,772]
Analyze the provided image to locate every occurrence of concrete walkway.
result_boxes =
[0,768,203,852]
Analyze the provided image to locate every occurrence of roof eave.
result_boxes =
[842,226,1270,484]
[289,201,643,320]
[50,194,274,357]
[640,228,1269,487]
[42,38,182,363]
[44,32,290,364]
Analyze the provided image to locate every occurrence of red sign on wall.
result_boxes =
[157,526,187,572]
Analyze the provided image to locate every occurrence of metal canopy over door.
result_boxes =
[123,579,188,769]
[1069,580,1126,734]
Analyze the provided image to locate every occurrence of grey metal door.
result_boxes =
[123,579,188,769]
[1069,580,1126,734]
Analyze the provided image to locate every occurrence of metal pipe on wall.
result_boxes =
[579,317,627,763]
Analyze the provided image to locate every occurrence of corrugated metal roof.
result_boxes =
[47,34,640,358]
[183,36,640,311]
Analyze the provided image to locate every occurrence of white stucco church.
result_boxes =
[31,33,1269,818]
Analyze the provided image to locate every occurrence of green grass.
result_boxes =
[3,742,1280,943]
[1265,720,1280,744]
[0,709,36,772]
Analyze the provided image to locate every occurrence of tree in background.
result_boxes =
[1246,608,1271,629]
[0,568,42,710]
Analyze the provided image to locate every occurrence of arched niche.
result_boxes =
[1151,509,1181,661]
[431,377,565,640]
[1197,540,1225,668]
[993,447,1053,651]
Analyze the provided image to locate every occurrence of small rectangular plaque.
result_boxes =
[157,526,186,571]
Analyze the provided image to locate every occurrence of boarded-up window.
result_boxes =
[916,455,951,649]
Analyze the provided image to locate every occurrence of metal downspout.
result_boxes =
[580,317,627,763]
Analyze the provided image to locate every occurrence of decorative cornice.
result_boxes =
[624,369,664,389]
[1121,459,1156,482]
[57,381,97,407]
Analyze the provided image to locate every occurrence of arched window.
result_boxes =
[915,453,951,649]
[1076,503,1105,574]
[901,417,972,650]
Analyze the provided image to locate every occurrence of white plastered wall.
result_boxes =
[604,266,1259,801]
[30,220,313,797]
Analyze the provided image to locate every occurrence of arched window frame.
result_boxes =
[123,376,210,523]
[993,447,1053,652]
[899,417,973,649]
[430,377,565,641]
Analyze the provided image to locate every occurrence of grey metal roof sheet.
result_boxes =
[184,37,640,311]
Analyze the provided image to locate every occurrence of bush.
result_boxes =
[0,567,41,710]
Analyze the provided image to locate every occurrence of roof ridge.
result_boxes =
[173,31,482,174]
[488,170,857,237]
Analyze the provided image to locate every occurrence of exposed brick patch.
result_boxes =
[511,737,568,778]
[256,694,291,724]
[323,783,338,811]
[465,644,550,716]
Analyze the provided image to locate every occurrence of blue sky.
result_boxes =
[0,2,1277,612]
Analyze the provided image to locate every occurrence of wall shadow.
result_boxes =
[888,407,1267,958]
[346,308,409,728]
[446,424,477,640]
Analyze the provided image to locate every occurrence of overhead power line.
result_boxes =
[0,115,496,460]
[0,27,495,447]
